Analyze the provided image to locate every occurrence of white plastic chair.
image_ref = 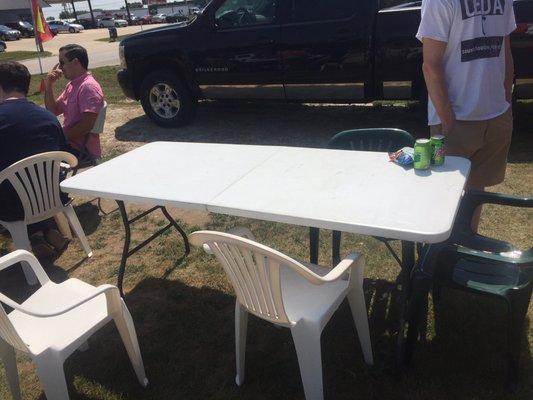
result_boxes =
[0,152,92,285]
[75,101,107,170]
[91,101,107,136]
[0,250,148,400]
[189,228,373,400]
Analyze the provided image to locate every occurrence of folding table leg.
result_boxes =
[309,227,319,264]
[117,201,131,297]
[161,207,190,255]
[115,201,190,297]
[394,240,416,373]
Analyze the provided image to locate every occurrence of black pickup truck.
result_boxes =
[117,0,533,127]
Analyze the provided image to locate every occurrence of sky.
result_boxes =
[43,1,133,19]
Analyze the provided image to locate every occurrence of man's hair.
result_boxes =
[0,61,31,95]
[60,44,89,69]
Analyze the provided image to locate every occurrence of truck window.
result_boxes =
[290,0,357,23]
[215,0,277,28]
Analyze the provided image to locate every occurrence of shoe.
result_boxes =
[30,234,57,260]
[44,228,70,252]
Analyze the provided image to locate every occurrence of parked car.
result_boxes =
[0,41,6,52]
[166,13,189,23]
[151,14,167,23]
[47,20,84,33]
[4,21,34,38]
[0,25,21,41]
[139,15,153,24]
[128,15,141,25]
[98,17,128,28]
[117,0,533,127]
[74,18,97,29]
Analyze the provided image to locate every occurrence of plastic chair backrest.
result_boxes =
[190,231,324,325]
[328,128,415,152]
[0,151,77,224]
[90,101,107,135]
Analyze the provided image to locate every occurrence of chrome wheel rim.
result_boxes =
[149,83,181,119]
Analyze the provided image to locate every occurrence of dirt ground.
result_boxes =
[93,99,533,248]
[0,101,531,400]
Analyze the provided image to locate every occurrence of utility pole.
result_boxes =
[70,1,77,20]
[87,0,97,28]
[124,0,132,22]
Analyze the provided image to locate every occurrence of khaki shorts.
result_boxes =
[430,107,513,188]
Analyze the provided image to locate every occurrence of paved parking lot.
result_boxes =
[8,25,165,74]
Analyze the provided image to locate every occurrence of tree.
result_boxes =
[59,10,75,19]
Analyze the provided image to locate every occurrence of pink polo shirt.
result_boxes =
[57,72,104,159]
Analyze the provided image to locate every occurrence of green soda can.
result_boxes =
[431,134,445,166]
[413,139,431,170]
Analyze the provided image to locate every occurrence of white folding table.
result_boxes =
[61,141,470,296]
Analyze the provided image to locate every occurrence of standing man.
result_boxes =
[44,44,105,161]
[417,0,516,229]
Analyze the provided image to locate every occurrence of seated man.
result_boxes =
[44,44,105,162]
[0,61,67,221]
[0,61,68,255]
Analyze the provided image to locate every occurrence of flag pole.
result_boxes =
[28,0,44,76]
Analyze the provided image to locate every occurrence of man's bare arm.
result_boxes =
[422,37,455,134]
[504,35,514,103]
[63,112,98,143]
[44,63,62,115]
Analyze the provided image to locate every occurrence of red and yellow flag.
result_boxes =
[31,0,54,43]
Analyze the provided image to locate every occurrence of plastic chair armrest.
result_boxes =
[452,190,532,252]
[466,190,533,208]
[454,232,515,253]
[0,250,50,285]
[0,284,118,318]
[313,252,363,284]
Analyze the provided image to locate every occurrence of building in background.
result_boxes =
[143,0,168,5]
[148,0,200,16]
[0,0,49,23]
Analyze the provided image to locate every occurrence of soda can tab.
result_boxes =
[413,139,431,170]
[431,134,445,166]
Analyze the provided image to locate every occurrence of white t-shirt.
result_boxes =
[416,0,516,125]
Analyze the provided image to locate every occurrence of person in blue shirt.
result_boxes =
[0,61,68,254]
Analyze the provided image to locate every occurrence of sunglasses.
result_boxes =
[59,57,77,67]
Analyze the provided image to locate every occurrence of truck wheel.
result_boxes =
[140,71,197,127]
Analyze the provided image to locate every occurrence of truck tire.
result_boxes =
[140,70,197,127]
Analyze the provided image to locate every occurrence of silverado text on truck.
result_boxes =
[117,0,533,127]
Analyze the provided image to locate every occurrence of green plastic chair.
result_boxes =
[309,128,415,266]
[404,190,533,391]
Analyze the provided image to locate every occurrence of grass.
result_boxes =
[0,50,52,62]
[95,35,131,42]
[28,65,127,106]
[0,81,532,398]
